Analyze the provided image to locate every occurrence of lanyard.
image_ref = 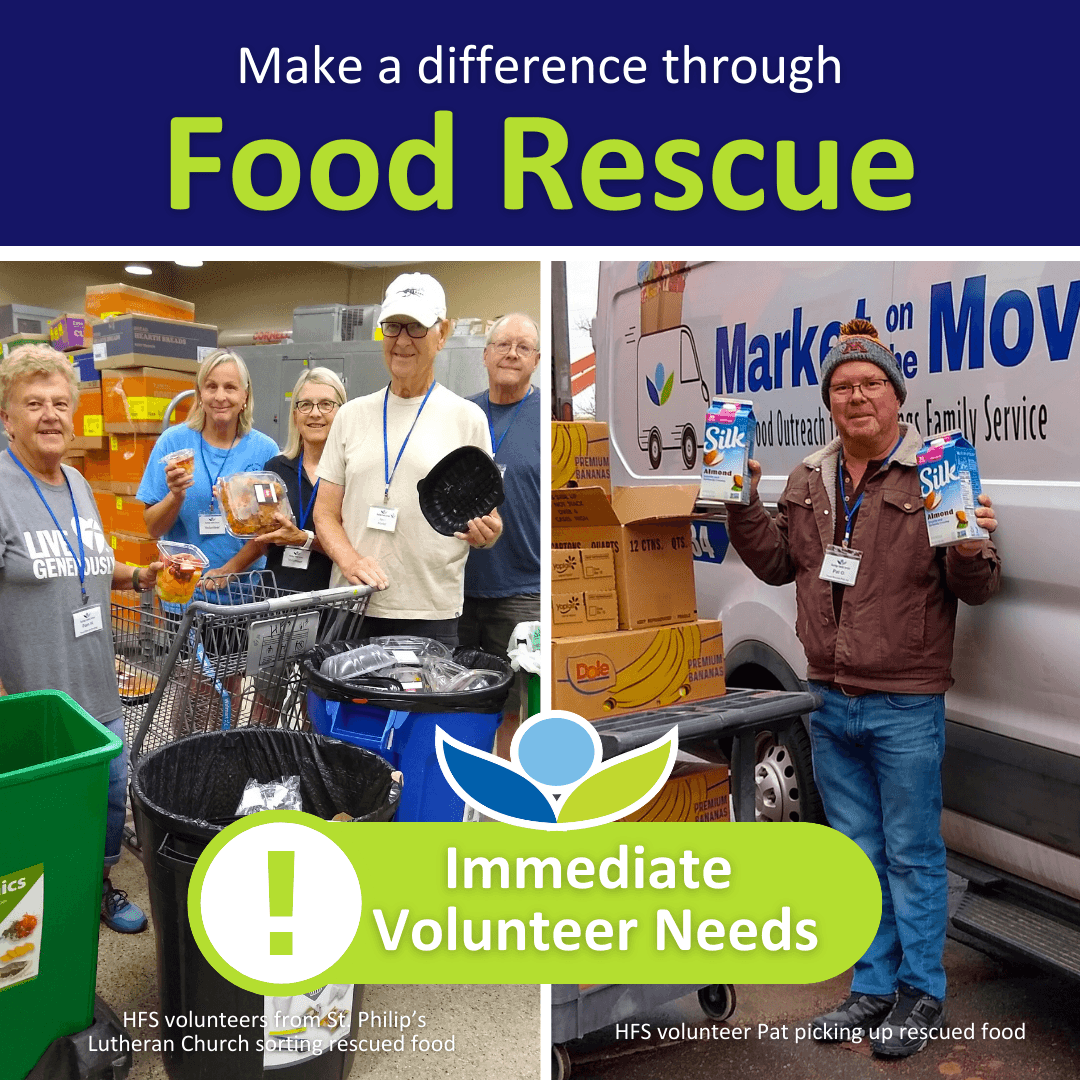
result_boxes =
[197,433,239,510]
[383,381,436,503]
[486,386,532,458]
[297,448,320,530]
[838,433,905,547]
[8,449,89,603]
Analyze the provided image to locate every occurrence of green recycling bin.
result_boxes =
[0,690,123,1080]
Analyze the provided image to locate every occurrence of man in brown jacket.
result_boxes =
[726,319,1001,1059]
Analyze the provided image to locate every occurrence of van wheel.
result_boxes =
[754,722,823,823]
[648,429,662,470]
[698,984,737,1020]
[681,425,697,470]
[725,659,826,824]
[552,1044,571,1080]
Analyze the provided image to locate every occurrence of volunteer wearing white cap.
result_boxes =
[313,272,502,646]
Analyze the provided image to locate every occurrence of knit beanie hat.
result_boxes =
[819,319,906,407]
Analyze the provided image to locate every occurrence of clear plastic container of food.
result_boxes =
[421,657,472,690]
[384,666,431,692]
[217,472,294,538]
[443,669,505,693]
[320,644,396,680]
[162,448,195,477]
[155,540,209,606]
[372,636,452,664]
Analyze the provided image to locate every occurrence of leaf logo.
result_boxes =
[645,363,674,407]
[435,712,678,830]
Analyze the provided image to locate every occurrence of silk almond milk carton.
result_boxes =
[917,430,989,547]
[700,398,755,504]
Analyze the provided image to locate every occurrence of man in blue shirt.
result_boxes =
[460,314,540,756]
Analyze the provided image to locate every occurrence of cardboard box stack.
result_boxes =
[550,420,726,721]
[637,261,687,337]
[73,284,212,612]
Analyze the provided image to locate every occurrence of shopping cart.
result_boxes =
[118,573,373,763]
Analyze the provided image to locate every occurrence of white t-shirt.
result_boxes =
[317,384,491,619]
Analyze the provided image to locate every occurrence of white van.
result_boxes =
[592,260,1080,979]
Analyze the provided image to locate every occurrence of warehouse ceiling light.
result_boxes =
[175,258,203,267]
[125,264,153,276]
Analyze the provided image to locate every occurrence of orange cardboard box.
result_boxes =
[552,485,698,630]
[110,493,147,536]
[621,754,730,822]
[86,283,195,322]
[108,432,158,485]
[92,479,141,496]
[551,421,611,497]
[110,532,158,568]
[83,448,111,483]
[92,489,114,534]
[102,368,194,431]
[70,382,107,449]
[551,619,724,721]
[62,449,86,476]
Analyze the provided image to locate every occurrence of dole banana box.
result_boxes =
[552,485,699,631]
[551,548,618,637]
[552,619,725,721]
[620,753,730,823]
[551,420,611,498]
[917,429,989,547]
[699,398,755,504]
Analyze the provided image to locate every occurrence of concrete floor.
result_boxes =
[555,941,1080,1080]
[96,848,541,1079]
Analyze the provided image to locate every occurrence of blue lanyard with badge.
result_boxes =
[282,448,320,569]
[819,433,904,588]
[369,382,436,532]
[197,435,238,535]
[486,385,532,478]
[9,449,103,639]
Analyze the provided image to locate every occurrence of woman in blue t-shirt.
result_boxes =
[137,348,278,579]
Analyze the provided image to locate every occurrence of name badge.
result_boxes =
[367,505,399,532]
[282,546,311,570]
[73,604,104,639]
[819,544,863,587]
[199,514,226,535]
[497,463,507,478]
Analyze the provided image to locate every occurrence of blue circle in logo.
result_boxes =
[517,717,598,787]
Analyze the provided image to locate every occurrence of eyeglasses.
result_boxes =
[294,399,340,414]
[830,378,890,400]
[380,320,431,339]
[489,341,539,359]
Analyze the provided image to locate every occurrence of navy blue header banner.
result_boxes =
[5,3,1073,246]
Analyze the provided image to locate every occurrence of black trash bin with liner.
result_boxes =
[130,728,400,1080]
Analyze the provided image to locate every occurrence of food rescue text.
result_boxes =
[367,845,818,956]
[168,46,913,213]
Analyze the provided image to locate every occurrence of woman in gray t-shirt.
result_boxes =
[0,345,161,934]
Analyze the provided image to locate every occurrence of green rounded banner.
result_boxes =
[189,815,881,995]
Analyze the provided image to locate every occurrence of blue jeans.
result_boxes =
[808,683,947,1001]
[104,715,128,869]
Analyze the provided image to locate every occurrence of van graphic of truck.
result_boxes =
[636,325,710,470]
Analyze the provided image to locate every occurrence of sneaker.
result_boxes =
[102,882,148,934]
[809,992,895,1042]
[871,985,945,1058]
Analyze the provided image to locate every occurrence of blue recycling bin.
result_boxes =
[303,644,512,822]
